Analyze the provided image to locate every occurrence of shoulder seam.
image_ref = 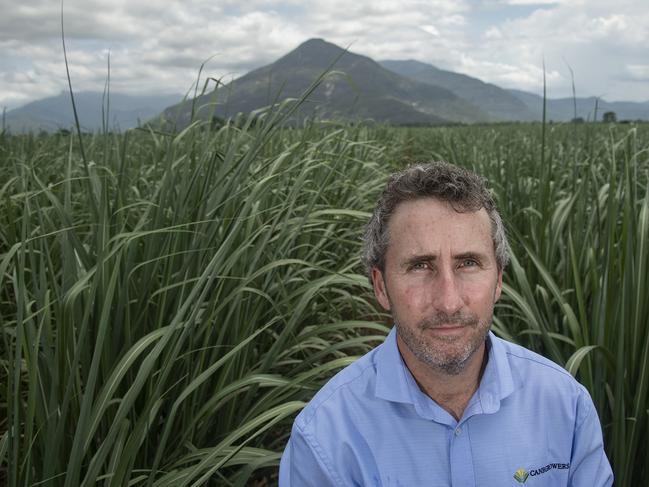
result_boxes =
[301,359,376,428]
[505,351,574,380]
[574,386,596,430]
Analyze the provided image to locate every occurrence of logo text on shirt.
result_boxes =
[513,463,570,483]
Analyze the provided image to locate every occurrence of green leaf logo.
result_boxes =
[514,468,529,483]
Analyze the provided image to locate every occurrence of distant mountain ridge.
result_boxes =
[3,92,183,133]
[380,59,648,122]
[506,89,649,122]
[5,38,648,132]
[159,38,492,128]
[160,39,647,126]
[380,59,537,122]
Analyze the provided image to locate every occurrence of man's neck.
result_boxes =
[396,337,488,422]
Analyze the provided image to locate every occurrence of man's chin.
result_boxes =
[418,336,487,373]
[414,348,473,375]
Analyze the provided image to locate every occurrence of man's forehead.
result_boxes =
[384,198,495,257]
[388,198,491,226]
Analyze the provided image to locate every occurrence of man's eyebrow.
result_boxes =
[402,254,437,267]
[453,251,489,261]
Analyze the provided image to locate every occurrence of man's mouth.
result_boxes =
[421,315,477,331]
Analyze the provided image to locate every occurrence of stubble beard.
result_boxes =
[394,311,491,376]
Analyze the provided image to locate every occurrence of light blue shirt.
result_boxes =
[279,328,613,486]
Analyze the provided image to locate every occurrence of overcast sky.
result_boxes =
[2,0,648,110]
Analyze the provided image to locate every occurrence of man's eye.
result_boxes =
[411,262,428,270]
[460,259,478,268]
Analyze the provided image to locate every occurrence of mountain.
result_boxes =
[382,59,649,122]
[7,39,646,132]
[3,92,183,133]
[380,59,537,122]
[158,38,491,128]
[507,89,649,122]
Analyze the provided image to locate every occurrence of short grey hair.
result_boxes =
[361,161,510,277]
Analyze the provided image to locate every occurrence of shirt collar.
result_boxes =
[375,327,517,419]
[474,330,515,414]
[374,327,416,404]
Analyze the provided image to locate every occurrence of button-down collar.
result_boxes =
[375,327,517,425]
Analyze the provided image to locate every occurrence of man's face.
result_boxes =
[372,197,503,375]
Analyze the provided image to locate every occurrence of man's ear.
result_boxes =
[494,269,503,302]
[371,267,391,311]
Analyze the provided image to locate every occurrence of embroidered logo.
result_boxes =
[513,468,529,483]
[514,463,570,482]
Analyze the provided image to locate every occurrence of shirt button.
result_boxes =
[454,427,462,436]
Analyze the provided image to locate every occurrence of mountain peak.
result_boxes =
[295,38,346,54]
[273,38,350,70]
[297,37,334,47]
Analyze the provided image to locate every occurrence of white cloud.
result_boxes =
[627,64,649,80]
[484,26,503,39]
[503,0,576,5]
[457,0,649,100]
[0,0,648,109]
[420,25,441,36]
[439,14,466,26]
[454,54,563,93]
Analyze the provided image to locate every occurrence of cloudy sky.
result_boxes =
[2,0,648,110]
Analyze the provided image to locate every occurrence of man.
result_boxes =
[279,161,613,486]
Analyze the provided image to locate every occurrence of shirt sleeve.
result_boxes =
[279,423,344,487]
[568,388,614,487]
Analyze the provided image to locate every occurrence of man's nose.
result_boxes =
[432,268,464,314]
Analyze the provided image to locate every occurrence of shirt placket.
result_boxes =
[449,421,476,487]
